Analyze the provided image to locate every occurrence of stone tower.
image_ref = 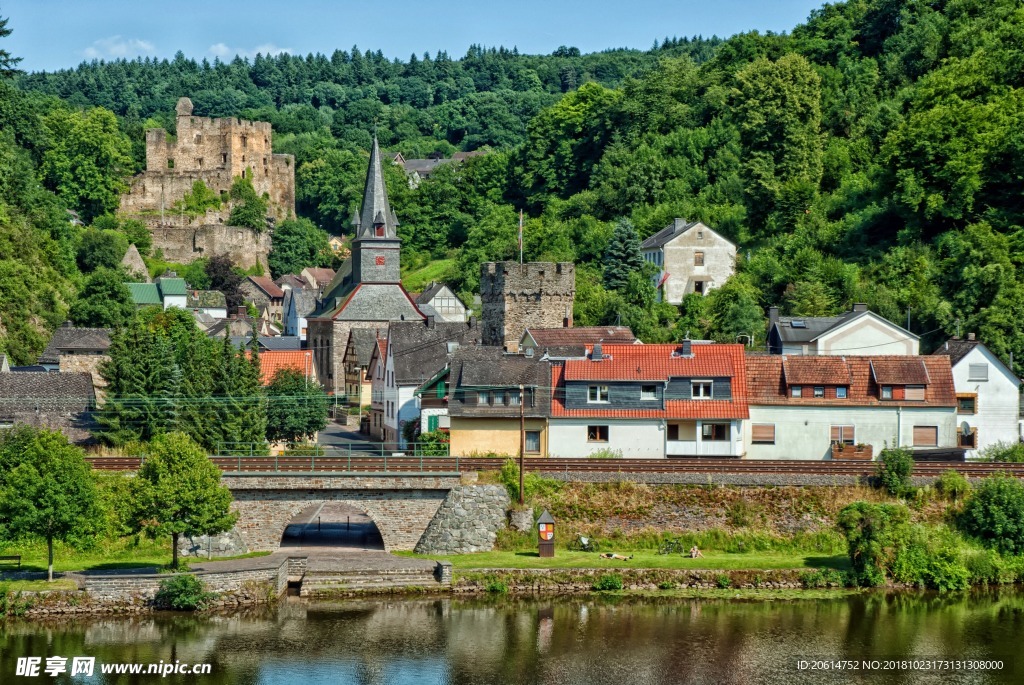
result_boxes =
[350,136,402,284]
[480,262,576,351]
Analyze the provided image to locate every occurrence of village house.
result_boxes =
[37,322,112,399]
[307,137,424,396]
[446,347,553,457]
[206,307,281,338]
[932,334,1021,456]
[367,336,388,441]
[186,289,228,320]
[256,350,316,386]
[641,219,736,304]
[228,336,301,351]
[518,326,637,355]
[301,267,336,294]
[380,319,481,449]
[414,283,468,323]
[276,274,308,291]
[744,355,958,460]
[282,288,317,341]
[343,327,386,409]
[548,341,749,458]
[0,367,96,444]
[239,276,285,322]
[767,304,919,356]
[127,272,188,310]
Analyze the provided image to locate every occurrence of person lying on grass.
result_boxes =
[599,553,633,561]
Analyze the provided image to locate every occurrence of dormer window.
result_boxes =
[691,381,712,399]
[588,385,609,403]
[791,385,803,398]
[375,225,385,237]
[836,387,848,399]
[813,386,824,398]
[881,386,893,400]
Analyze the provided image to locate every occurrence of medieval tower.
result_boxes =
[118,97,296,271]
[480,262,576,351]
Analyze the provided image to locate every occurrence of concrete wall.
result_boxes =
[744,405,957,460]
[952,346,1021,456]
[548,419,665,458]
[449,417,548,456]
[223,475,460,552]
[414,485,510,554]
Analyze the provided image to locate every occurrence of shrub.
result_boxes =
[978,441,1024,463]
[936,470,971,502]
[800,568,846,589]
[587,448,622,459]
[836,501,911,587]
[876,447,914,496]
[715,574,732,589]
[499,458,563,503]
[593,574,624,591]
[657,580,675,590]
[155,574,214,610]
[485,580,509,594]
[957,475,1024,554]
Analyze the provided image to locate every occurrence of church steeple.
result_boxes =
[354,136,399,240]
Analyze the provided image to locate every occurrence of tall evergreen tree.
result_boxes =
[603,218,644,291]
[0,11,23,79]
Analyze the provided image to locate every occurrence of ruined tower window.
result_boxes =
[241,155,246,163]
[242,169,246,179]
[264,137,269,146]
[197,158,203,168]
[194,134,202,144]
[167,159,174,169]
[264,157,268,166]
[221,153,228,164]
[241,135,248,149]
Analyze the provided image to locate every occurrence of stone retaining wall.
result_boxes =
[539,470,953,487]
[453,567,815,593]
[414,485,511,554]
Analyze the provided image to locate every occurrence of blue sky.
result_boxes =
[4,0,826,73]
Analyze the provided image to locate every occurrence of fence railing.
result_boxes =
[213,441,450,458]
[210,452,462,474]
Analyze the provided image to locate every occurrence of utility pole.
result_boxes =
[519,383,525,506]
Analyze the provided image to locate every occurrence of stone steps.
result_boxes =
[300,567,441,595]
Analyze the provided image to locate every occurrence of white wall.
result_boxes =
[745,405,957,460]
[163,295,188,310]
[394,385,419,448]
[952,346,1021,456]
[420,407,450,431]
[548,419,665,458]
[817,315,918,356]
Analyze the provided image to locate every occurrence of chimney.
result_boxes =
[427,315,436,329]
[852,303,868,313]
[681,339,692,356]
[768,307,779,325]
[237,306,246,317]
[967,332,976,341]
[592,343,603,361]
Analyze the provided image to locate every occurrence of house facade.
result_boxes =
[367,337,387,441]
[239,276,285,322]
[127,273,188,310]
[932,335,1021,456]
[640,219,736,304]
[415,283,468,323]
[343,327,385,409]
[744,355,958,460]
[519,326,636,355]
[447,347,552,457]
[548,342,748,458]
[768,304,919,356]
[282,288,317,341]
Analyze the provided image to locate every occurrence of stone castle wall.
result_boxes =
[480,262,576,350]
[414,485,510,554]
[147,223,272,273]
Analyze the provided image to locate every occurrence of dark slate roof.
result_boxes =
[388,320,481,386]
[228,336,302,351]
[931,338,981,367]
[284,288,318,318]
[448,347,551,418]
[323,283,423,323]
[276,274,308,290]
[415,282,448,304]
[186,290,227,309]
[772,309,919,345]
[347,327,387,367]
[39,324,112,364]
[353,136,399,238]
[402,158,446,175]
[0,371,94,406]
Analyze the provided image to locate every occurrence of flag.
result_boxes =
[657,271,671,288]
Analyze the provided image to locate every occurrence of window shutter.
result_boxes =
[436,380,446,399]
[427,415,439,432]
[905,385,925,401]
[752,424,775,444]
[912,426,938,447]
[830,425,841,442]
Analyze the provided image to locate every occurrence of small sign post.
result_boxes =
[537,509,555,558]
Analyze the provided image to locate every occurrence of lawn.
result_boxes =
[397,549,850,571]
[402,258,455,292]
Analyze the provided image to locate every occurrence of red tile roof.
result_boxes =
[870,358,931,385]
[257,350,314,385]
[303,267,336,286]
[746,355,955,407]
[551,344,749,420]
[525,326,637,347]
[782,356,852,385]
[247,276,285,299]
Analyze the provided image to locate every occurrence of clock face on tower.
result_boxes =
[375,256,386,266]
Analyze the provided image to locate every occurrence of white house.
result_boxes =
[744,355,958,460]
[932,335,1021,457]
[282,288,317,341]
[367,336,387,441]
[640,219,736,304]
[415,282,468,323]
[768,304,919,356]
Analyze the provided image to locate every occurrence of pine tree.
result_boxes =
[0,12,23,79]
[603,218,645,291]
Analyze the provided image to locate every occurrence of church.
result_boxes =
[307,137,423,396]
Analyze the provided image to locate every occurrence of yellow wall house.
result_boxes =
[446,347,552,457]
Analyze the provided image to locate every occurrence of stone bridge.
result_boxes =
[223,474,509,554]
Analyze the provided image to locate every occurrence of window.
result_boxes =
[588,385,609,403]
[831,425,855,445]
[702,423,729,441]
[477,391,490,405]
[836,386,848,399]
[751,424,775,444]
[587,425,609,442]
[813,386,825,398]
[640,384,658,401]
[375,225,385,237]
[691,381,713,399]
[694,280,705,294]
[905,385,925,401]
[525,431,541,453]
[194,134,202,144]
[695,251,705,266]
[968,364,989,381]
[667,424,679,441]
[881,386,893,400]
[167,158,174,169]
[241,135,248,149]
[957,394,977,414]
[697,231,704,239]
[791,385,803,398]
[221,153,228,164]
[427,415,440,432]
[958,428,977,449]
[508,390,521,406]
[913,425,938,447]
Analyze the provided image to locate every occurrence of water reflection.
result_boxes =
[2,590,1022,684]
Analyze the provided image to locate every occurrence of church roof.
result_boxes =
[353,136,399,239]
[318,283,423,322]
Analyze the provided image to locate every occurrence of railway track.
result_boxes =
[83,455,1024,478]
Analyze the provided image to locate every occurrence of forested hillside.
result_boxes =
[4,0,1024,373]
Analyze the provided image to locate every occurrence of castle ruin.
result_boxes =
[480,262,576,351]
[118,97,296,271]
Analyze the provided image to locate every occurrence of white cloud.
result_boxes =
[208,42,293,59]
[83,35,156,60]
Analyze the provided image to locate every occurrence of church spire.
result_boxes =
[356,135,399,240]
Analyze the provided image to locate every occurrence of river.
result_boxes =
[3,591,1023,684]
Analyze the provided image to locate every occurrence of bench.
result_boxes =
[0,555,21,569]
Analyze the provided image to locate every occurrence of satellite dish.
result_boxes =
[961,421,972,436]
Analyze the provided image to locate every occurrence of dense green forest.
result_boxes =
[2,0,1024,375]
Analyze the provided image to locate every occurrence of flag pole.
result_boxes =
[519,209,524,265]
